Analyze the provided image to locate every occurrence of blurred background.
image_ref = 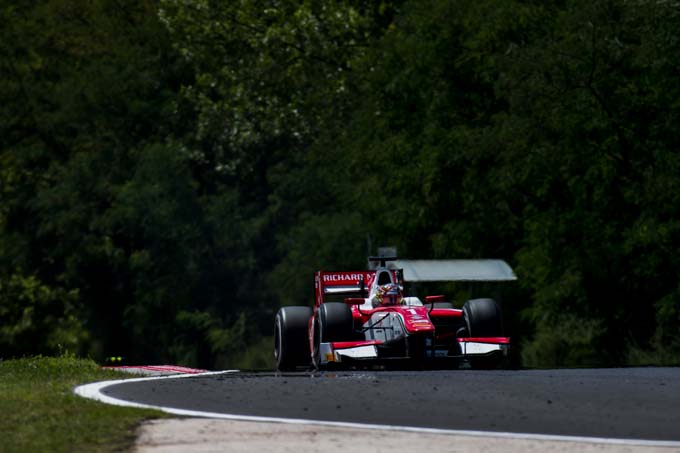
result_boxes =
[2,0,679,370]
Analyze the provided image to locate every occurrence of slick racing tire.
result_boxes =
[275,306,313,371]
[463,298,503,337]
[462,299,504,370]
[312,302,353,370]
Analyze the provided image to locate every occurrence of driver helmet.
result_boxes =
[374,283,402,306]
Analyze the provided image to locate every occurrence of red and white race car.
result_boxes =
[274,256,516,371]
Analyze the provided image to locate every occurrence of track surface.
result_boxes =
[102,368,680,441]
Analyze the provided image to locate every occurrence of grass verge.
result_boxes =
[0,355,166,453]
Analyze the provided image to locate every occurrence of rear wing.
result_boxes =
[313,260,515,306]
[315,271,375,294]
[314,271,378,307]
[392,259,516,282]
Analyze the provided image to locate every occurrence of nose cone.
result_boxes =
[401,307,435,333]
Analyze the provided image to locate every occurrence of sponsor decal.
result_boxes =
[322,273,365,282]
[320,272,375,288]
[323,273,368,283]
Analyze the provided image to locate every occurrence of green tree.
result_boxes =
[0,0,190,360]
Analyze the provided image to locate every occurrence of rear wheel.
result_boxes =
[312,303,353,370]
[274,306,313,371]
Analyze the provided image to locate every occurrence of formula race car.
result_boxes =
[274,256,516,371]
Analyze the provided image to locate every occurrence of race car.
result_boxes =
[274,256,516,371]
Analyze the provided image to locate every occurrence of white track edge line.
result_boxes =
[74,371,680,449]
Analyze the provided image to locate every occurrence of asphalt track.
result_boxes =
[101,368,680,442]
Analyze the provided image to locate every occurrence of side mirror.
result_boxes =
[425,295,446,304]
[344,297,365,306]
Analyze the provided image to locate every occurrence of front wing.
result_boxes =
[318,337,509,367]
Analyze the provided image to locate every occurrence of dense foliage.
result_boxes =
[2,0,679,368]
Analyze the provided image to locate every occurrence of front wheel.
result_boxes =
[274,306,313,371]
[462,298,504,369]
[463,298,503,337]
[312,303,353,370]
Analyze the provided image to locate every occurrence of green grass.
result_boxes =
[0,355,166,453]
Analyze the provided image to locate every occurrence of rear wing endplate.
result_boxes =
[393,259,516,282]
